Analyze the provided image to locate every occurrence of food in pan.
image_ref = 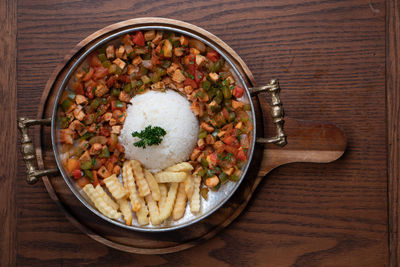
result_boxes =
[57,29,253,226]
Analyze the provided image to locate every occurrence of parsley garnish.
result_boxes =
[132,125,167,148]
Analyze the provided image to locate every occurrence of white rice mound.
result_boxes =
[119,90,199,172]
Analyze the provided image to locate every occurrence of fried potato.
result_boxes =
[117,198,133,226]
[136,195,149,226]
[184,174,194,199]
[165,162,193,172]
[95,184,119,210]
[130,160,150,197]
[144,169,160,201]
[158,184,168,213]
[122,161,141,212]
[154,171,187,183]
[190,174,201,213]
[83,184,121,220]
[104,174,128,200]
[160,182,179,220]
[172,182,187,221]
[145,194,163,225]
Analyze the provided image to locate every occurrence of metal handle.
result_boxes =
[250,79,287,147]
[17,117,59,184]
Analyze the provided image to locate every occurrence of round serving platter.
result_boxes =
[30,18,346,254]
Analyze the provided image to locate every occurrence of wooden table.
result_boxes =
[2,0,398,266]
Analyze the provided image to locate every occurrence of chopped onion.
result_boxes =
[189,39,206,53]
[142,60,153,69]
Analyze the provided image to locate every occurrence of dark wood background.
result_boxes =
[2,0,399,266]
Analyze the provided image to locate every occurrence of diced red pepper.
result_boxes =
[232,86,244,98]
[82,67,94,81]
[222,135,239,147]
[72,169,82,179]
[93,66,109,80]
[221,108,229,120]
[72,82,85,95]
[99,126,111,137]
[184,78,198,89]
[132,31,145,47]
[207,51,220,62]
[194,69,204,84]
[236,149,246,161]
[92,171,99,187]
[90,54,102,67]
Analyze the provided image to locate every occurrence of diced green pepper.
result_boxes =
[68,91,76,100]
[115,100,124,108]
[214,90,223,104]
[156,67,167,77]
[142,53,151,60]
[80,132,94,140]
[99,147,110,158]
[228,112,236,122]
[90,98,102,109]
[198,129,207,139]
[229,174,240,182]
[161,60,171,69]
[61,98,73,111]
[80,160,93,170]
[98,53,107,62]
[141,75,151,84]
[84,169,93,179]
[200,187,209,200]
[222,86,231,100]
[139,66,148,75]
[244,104,251,111]
[111,88,121,97]
[123,83,132,93]
[212,182,221,191]
[197,91,204,99]
[59,117,69,129]
[150,73,160,83]
[219,172,228,184]
[198,168,207,178]
[102,60,111,68]
[202,80,211,91]
[201,157,208,168]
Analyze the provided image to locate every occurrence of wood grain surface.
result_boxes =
[387,0,400,266]
[9,0,393,266]
[0,0,17,266]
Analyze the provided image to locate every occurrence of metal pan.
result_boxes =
[18,18,286,232]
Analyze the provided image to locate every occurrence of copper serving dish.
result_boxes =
[18,18,286,232]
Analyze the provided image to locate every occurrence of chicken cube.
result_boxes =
[106,45,115,59]
[208,72,219,82]
[144,30,156,41]
[111,126,121,134]
[115,45,125,58]
[75,94,88,105]
[89,143,103,155]
[195,55,206,66]
[171,69,186,83]
[94,83,109,97]
[113,58,126,70]
[132,56,142,66]
[60,129,74,144]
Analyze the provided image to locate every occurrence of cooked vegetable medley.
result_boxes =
[58,30,252,193]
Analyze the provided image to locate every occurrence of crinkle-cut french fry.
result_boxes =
[158,184,168,213]
[136,195,149,226]
[184,174,194,199]
[190,174,201,213]
[117,198,133,226]
[122,161,141,211]
[104,174,128,200]
[160,182,179,220]
[145,194,163,225]
[165,162,193,172]
[95,184,119,210]
[130,160,150,197]
[173,182,187,221]
[154,171,187,183]
[144,169,161,201]
[83,184,121,220]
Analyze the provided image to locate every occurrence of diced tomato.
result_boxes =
[132,31,145,46]
[224,145,237,155]
[93,66,109,80]
[209,152,218,165]
[118,74,131,84]
[92,171,99,187]
[206,51,220,62]
[151,54,161,66]
[185,55,196,75]
[82,67,94,81]
[184,78,198,89]
[222,135,238,147]
[236,149,246,161]
[99,126,111,137]
[72,169,82,179]
[194,69,204,84]
[221,108,229,120]
[72,82,85,95]
[106,76,117,87]
[232,86,244,98]
[76,177,90,188]
[90,54,102,67]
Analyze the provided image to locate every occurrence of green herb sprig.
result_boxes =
[132,125,167,148]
